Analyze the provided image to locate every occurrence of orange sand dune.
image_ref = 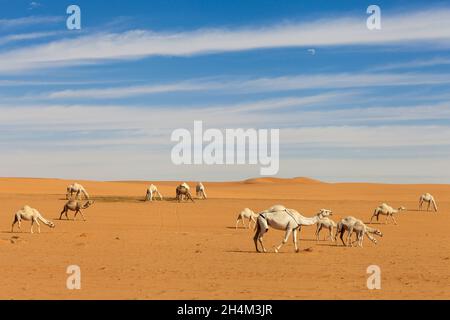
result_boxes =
[0,177,449,299]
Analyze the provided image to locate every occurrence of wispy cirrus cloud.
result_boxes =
[372,57,450,71]
[29,72,450,100]
[1,97,450,131]
[1,8,450,72]
[0,16,63,29]
[0,31,61,46]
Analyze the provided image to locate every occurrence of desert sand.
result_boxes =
[0,177,449,300]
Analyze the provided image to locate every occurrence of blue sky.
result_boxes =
[1,0,450,182]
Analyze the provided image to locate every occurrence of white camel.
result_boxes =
[419,193,438,212]
[66,183,89,200]
[235,208,258,229]
[315,216,337,243]
[145,184,163,201]
[370,203,406,225]
[350,221,383,247]
[176,183,194,202]
[11,205,55,234]
[253,205,332,253]
[178,182,191,200]
[181,182,190,190]
[335,216,382,247]
[196,182,207,199]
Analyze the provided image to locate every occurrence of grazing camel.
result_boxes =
[419,193,438,212]
[176,184,194,202]
[335,216,363,246]
[335,216,382,247]
[370,203,406,225]
[66,183,89,200]
[145,184,163,201]
[196,182,207,199]
[235,208,258,229]
[59,200,94,221]
[315,216,337,243]
[253,205,332,253]
[350,221,383,247]
[177,182,191,201]
[11,205,55,234]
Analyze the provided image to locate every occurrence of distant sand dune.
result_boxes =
[243,177,323,184]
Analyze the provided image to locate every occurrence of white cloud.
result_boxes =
[0,16,62,29]
[1,98,450,182]
[2,95,450,129]
[1,8,450,72]
[29,72,450,100]
[372,57,450,71]
[0,31,61,46]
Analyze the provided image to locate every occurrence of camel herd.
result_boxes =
[10,182,206,233]
[9,181,438,254]
[245,193,438,252]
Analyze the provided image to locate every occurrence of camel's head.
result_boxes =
[318,209,332,218]
[374,229,383,237]
[398,206,407,211]
[83,200,94,209]
[48,221,56,228]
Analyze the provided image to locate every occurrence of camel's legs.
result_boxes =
[346,227,354,246]
[391,215,398,225]
[339,230,346,246]
[11,215,20,232]
[253,223,267,253]
[315,224,322,242]
[31,217,41,233]
[292,228,299,252]
[258,235,267,253]
[74,209,86,221]
[250,217,257,229]
[59,207,67,220]
[74,209,85,221]
[329,227,335,242]
[357,232,363,247]
[427,201,431,211]
[253,228,260,252]
[432,200,438,212]
[275,228,292,253]
[235,217,241,229]
[36,219,41,233]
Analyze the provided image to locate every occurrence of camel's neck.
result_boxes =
[298,215,320,226]
[82,201,91,209]
[366,226,377,233]
[37,215,52,226]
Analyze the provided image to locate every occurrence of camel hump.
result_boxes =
[267,204,286,212]
[21,205,34,212]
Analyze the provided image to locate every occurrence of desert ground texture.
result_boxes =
[0,177,449,300]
